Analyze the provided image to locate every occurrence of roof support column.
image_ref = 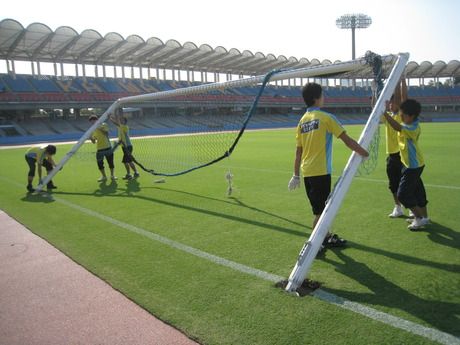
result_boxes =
[162,69,166,80]
[139,67,143,80]
[37,61,41,76]
[31,61,35,76]
[113,66,117,78]
[102,65,106,78]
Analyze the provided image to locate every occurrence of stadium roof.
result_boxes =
[1,18,460,78]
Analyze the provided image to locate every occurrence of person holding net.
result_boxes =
[382,99,429,230]
[109,108,139,180]
[288,82,369,248]
[25,144,58,193]
[89,115,117,182]
[382,78,413,218]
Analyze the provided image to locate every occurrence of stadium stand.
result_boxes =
[1,18,459,145]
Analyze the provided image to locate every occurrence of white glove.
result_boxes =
[288,175,300,191]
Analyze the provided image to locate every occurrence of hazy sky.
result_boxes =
[2,0,459,64]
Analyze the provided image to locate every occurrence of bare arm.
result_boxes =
[383,112,402,132]
[294,146,302,176]
[339,132,369,157]
[109,114,120,127]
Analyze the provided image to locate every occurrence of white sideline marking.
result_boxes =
[1,176,459,345]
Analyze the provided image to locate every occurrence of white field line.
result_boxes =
[1,176,458,345]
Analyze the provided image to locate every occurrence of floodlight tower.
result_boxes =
[336,14,372,60]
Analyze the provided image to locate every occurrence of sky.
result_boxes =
[2,0,460,64]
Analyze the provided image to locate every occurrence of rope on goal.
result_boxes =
[357,51,385,176]
[130,68,282,177]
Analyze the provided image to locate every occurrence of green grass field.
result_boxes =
[0,123,459,345]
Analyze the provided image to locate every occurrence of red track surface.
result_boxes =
[0,210,199,345]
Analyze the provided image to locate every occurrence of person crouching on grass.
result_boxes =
[383,99,429,231]
[89,115,117,182]
[25,144,58,192]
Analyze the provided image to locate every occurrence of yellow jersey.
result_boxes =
[91,123,111,150]
[384,111,402,154]
[296,107,345,177]
[25,146,46,163]
[118,124,132,147]
[398,120,424,168]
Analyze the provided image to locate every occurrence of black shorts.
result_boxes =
[386,152,403,194]
[25,155,52,177]
[122,145,133,163]
[96,148,114,170]
[397,166,428,209]
[304,174,331,215]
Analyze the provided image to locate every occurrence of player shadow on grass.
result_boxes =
[150,185,308,229]
[321,250,460,336]
[421,221,460,251]
[348,242,460,274]
[21,193,55,203]
[51,188,309,238]
[94,180,118,196]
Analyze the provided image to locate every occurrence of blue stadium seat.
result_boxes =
[1,74,34,92]
[28,76,61,92]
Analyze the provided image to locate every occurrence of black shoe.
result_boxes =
[323,234,347,248]
[27,185,35,193]
[47,184,57,190]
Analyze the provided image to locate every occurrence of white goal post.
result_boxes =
[285,52,409,293]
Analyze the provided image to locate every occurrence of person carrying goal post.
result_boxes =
[89,115,117,182]
[288,83,369,248]
[109,108,139,180]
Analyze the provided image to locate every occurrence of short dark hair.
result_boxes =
[45,145,56,155]
[302,83,322,107]
[89,115,98,121]
[400,99,421,118]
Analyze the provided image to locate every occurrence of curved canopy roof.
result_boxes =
[1,18,459,78]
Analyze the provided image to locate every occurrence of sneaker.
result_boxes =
[27,185,35,193]
[133,172,140,178]
[406,217,430,224]
[47,185,58,190]
[388,205,404,218]
[111,176,118,181]
[407,217,430,231]
[323,234,347,248]
[408,210,415,218]
[122,174,133,180]
[97,176,107,182]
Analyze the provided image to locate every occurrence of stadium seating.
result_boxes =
[1,74,34,92]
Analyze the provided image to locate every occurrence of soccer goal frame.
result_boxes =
[36,53,407,199]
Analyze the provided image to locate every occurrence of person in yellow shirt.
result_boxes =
[25,144,57,192]
[383,99,429,231]
[110,109,139,180]
[382,79,409,218]
[288,83,368,247]
[89,115,117,182]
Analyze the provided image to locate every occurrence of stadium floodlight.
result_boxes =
[336,14,372,60]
